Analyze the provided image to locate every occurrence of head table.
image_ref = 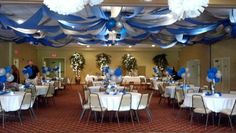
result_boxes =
[95,92,141,111]
[182,93,236,113]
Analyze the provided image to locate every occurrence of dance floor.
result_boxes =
[0,85,233,133]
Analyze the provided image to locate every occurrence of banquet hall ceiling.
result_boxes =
[0,1,236,48]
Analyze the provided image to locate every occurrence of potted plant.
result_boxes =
[70,52,85,84]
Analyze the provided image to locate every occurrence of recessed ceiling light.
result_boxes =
[129,45,132,48]
[16,19,24,24]
[86,45,90,48]
[108,44,112,47]
[72,26,75,28]
[152,45,156,47]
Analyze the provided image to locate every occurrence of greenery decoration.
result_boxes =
[152,54,168,71]
[96,53,111,69]
[121,54,137,72]
[70,52,85,75]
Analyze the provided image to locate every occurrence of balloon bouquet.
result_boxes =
[206,67,221,94]
[165,67,174,82]
[177,67,190,88]
[153,66,160,79]
[102,66,123,95]
[42,65,59,80]
[0,66,14,91]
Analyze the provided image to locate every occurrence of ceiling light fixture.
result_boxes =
[16,19,24,24]
[152,45,155,47]
[86,45,90,48]
[129,46,132,48]
[43,0,104,15]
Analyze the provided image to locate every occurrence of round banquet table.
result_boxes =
[122,76,141,84]
[96,92,141,111]
[165,85,200,98]
[88,86,125,92]
[182,93,236,113]
[0,92,25,112]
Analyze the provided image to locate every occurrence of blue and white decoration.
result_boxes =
[206,67,222,93]
[42,65,59,77]
[177,67,190,87]
[166,67,174,76]
[0,66,14,91]
[0,4,235,48]
[153,66,160,77]
[103,67,122,95]
[22,67,33,79]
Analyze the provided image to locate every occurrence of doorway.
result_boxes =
[187,59,200,86]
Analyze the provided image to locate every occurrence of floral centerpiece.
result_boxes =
[121,54,137,76]
[70,52,85,84]
[0,66,14,92]
[206,67,221,94]
[96,53,111,72]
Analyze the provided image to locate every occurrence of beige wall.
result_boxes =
[36,47,180,83]
[12,44,38,82]
[0,42,10,67]
[179,44,210,87]
[212,39,236,90]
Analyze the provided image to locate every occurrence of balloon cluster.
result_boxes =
[106,19,127,36]
[102,65,109,74]
[166,67,174,76]
[206,67,221,83]
[22,67,33,79]
[153,66,160,76]
[177,67,190,78]
[104,67,122,83]
[0,66,14,83]
[42,66,59,76]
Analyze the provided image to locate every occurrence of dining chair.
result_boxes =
[175,90,189,117]
[87,93,107,126]
[43,83,56,105]
[20,92,35,120]
[218,99,236,131]
[158,84,170,104]
[77,91,90,122]
[115,93,134,126]
[191,95,213,129]
[0,101,5,128]
[133,92,153,123]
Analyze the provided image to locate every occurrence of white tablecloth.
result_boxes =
[122,76,141,84]
[0,92,24,112]
[89,86,125,92]
[85,75,105,82]
[96,92,141,111]
[36,85,49,96]
[152,80,163,90]
[165,85,199,98]
[183,93,236,113]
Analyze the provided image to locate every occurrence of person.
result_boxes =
[11,65,20,83]
[24,60,39,80]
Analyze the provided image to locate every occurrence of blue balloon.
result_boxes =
[114,67,122,77]
[26,67,33,76]
[210,67,218,74]
[214,77,220,83]
[120,28,127,35]
[5,66,12,73]
[207,72,215,80]
[153,67,157,73]
[106,18,116,31]
[166,67,173,76]
[42,67,47,74]
[22,68,28,74]
[48,67,52,72]
[0,76,7,83]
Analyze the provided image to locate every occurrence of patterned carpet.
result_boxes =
[0,85,234,133]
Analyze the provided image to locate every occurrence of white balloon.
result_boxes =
[187,73,190,78]
[206,76,212,82]
[116,76,122,82]
[181,73,186,78]
[0,68,6,76]
[7,74,14,82]
[109,69,114,75]
[185,68,189,72]
[216,71,222,78]
[24,73,29,79]
[6,73,11,77]
[111,75,116,81]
